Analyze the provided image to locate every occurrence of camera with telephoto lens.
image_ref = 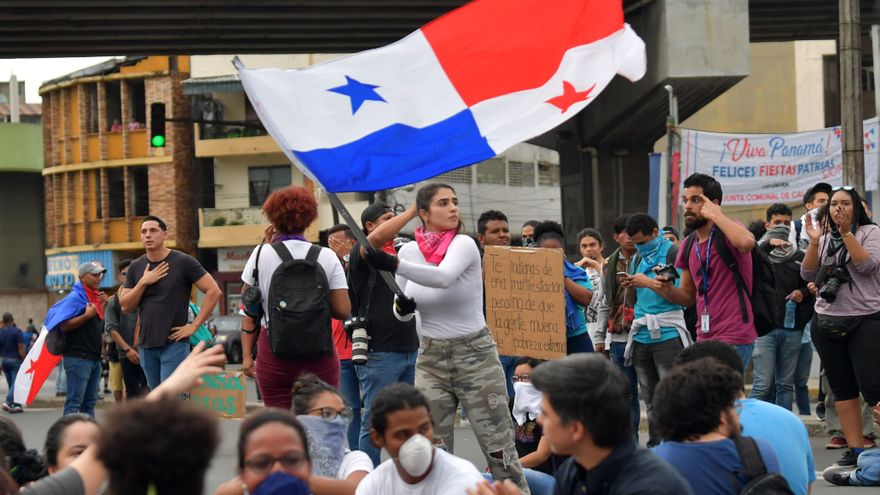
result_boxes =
[819,266,852,303]
[344,316,370,365]
[653,263,679,282]
[241,286,263,321]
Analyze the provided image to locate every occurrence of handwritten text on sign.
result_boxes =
[188,371,247,419]
[484,246,566,360]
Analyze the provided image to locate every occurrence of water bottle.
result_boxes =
[784,299,796,329]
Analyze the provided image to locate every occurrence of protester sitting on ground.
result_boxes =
[524,354,692,495]
[239,185,351,410]
[801,186,880,469]
[0,451,18,494]
[359,183,528,491]
[44,414,99,475]
[19,341,226,495]
[673,341,815,495]
[0,416,45,486]
[823,402,880,487]
[533,221,594,354]
[652,357,784,495]
[355,383,485,495]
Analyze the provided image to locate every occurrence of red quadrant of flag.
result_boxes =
[422,0,624,107]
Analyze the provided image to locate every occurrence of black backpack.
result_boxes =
[266,242,333,358]
[683,230,778,337]
[732,437,795,495]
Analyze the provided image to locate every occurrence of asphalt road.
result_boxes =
[4,406,875,494]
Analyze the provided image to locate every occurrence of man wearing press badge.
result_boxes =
[660,173,758,368]
[800,186,880,470]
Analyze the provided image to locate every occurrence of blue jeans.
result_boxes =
[499,355,518,401]
[483,469,555,495]
[139,341,190,390]
[749,329,802,411]
[854,449,880,486]
[338,359,361,451]
[734,343,755,371]
[63,357,102,416]
[793,340,813,415]
[2,358,21,407]
[355,350,417,466]
[609,342,640,439]
[566,333,594,354]
[54,363,66,394]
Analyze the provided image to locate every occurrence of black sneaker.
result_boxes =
[834,448,859,467]
[823,466,855,486]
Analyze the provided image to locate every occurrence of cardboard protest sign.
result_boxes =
[484,246,567,360]
[188,371,247,419]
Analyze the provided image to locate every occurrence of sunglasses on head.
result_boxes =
[832,186,855,192]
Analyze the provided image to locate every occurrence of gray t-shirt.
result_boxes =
[20,468,84,495]
[125,250,207,348]
[104,295,138,359]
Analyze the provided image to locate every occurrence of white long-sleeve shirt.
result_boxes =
[395,235,486,339]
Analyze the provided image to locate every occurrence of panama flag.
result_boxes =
[236,0,646,192]
[14,283,92,405]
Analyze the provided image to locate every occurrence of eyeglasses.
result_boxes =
[306,406,353,421]
[512,374,531,383]
[832,186,855,192]
[243,452,307,474]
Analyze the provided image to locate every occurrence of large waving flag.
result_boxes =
[14,283,91,405]
[237,0,646,192]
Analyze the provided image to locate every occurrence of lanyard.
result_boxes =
[693,228,715,306]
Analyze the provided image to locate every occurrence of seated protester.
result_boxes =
[673,341,815,495]
[530,354,692,495]
[532,221,594,354]
[0,416,46,486]
[652,358,783,495]
[823,402,880,487]
[20,342,227,495]
[510,358,562,495]
[44,414,99,475]
[0,451,18,494]
[355,383,485,495]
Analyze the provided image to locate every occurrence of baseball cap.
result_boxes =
[803,182,832,205]
[360,201,393,229]
[78,262,107,277]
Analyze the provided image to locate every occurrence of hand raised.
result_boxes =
[698,194,723,221]
[803,214,822,243]
[141,261,169,286]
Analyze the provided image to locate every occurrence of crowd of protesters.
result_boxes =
[0,173,877,494]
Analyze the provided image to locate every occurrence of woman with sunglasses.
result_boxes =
[802,185,880,469]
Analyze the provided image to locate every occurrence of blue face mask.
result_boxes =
[634,235,665,266]
[296,414,349,478]
[251,472,310,495]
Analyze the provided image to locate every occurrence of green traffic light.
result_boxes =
[151,135,166,148]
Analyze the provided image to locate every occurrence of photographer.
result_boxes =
[801,186,880,469]
[619,213,691,447]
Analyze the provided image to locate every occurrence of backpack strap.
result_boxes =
[712,231,750,324]
[251,243,264,287]
[731,436,768,485]
[270,242,295,263]
[305,244,322,263]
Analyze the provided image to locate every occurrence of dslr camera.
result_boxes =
[653,264,679,282]
[344,316,370,365]
[819,266,852,303]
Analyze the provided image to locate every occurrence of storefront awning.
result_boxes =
[182,75,242,95]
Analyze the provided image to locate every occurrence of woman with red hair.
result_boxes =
[239,185,351,410]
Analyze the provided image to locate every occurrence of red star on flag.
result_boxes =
[24,359,38,375]
[546,81,596,113]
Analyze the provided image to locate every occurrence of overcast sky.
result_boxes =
[0,57,115,102]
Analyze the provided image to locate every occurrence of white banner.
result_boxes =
[680,118,880,205]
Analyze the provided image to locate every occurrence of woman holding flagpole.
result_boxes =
[361,183,529,493]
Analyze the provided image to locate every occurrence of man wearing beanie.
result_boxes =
[748,204,814,411]
[348,201,420,466]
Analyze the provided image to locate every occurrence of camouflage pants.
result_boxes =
[416,328,530,495]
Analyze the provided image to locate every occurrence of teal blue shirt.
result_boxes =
[632,239,683,344]
[567,277,593,338]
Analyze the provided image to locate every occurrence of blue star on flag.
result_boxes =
[328,76,387,114]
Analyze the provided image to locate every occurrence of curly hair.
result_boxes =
[262,185,318,235]
[652,357,743,442]
[97,398,219,495]
[0,416,45,485]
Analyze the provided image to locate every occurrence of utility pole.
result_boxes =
[839,0,865,191]
[664,84,679,228]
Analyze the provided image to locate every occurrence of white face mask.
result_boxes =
[396,433,433,478]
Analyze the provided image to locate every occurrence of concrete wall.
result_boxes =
[191,54,347,78]
[0,172,45,288]
[213,154,298,209]
[0,290,56,328]
[794,40,837,131]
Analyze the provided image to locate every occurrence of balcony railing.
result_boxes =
[201,207,266,227]
[198,121,268,140]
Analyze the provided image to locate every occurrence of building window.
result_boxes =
[86,84,99,134]
[508,161,536,187]
[249,165,291,207]
[477,158,506,184]
[128,80,146,129]
[105,81,122,132]
[435,167,473,184]
[94,170,103,219]
[538,161,560,187]
[131,166,149,217]
[107,168,125,218]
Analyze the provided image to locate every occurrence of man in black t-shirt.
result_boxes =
[61,262,108,417]
[121,215,221,389]
[349,201,419,466]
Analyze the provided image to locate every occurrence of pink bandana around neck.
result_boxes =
[414,227,457,265]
